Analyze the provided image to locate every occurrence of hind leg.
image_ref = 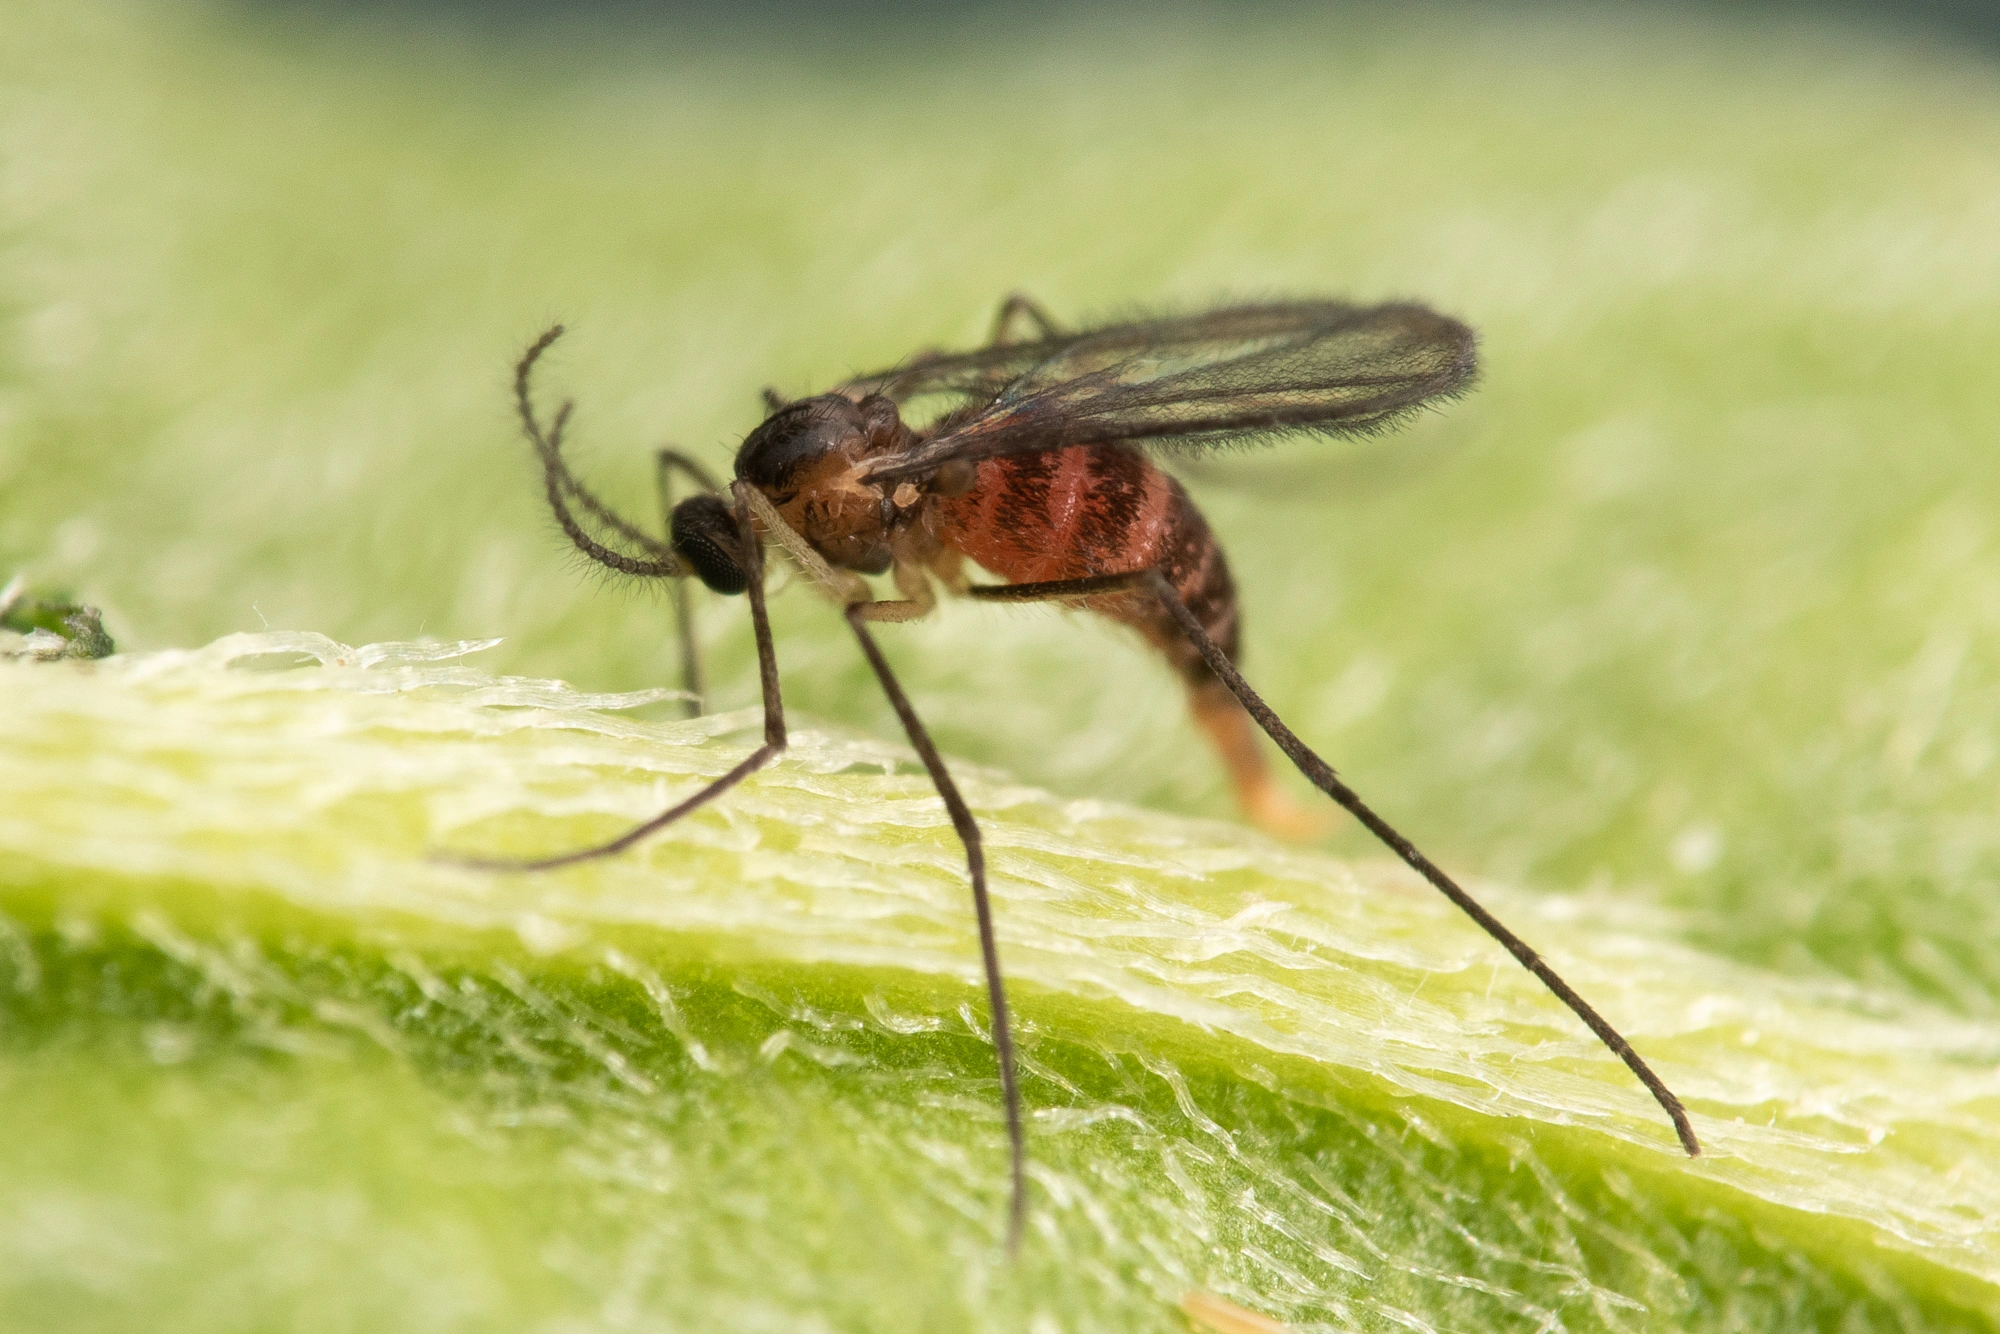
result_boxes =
[988,292,1061,346]
[654,448,724,717]
[963,574,1325,838]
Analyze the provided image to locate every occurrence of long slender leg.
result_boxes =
[844,603,1027,1253]
[967,569,1699,1155]
[656,448,723,497]
[453,484,787,872]
[1137,570,1701,1156]
[665,580,701,719]
[655,448,724,719]
[969,574,1326,839]
[736,484,873,606]
[873,297,1056,391]
[988,292,1062,346]
[963,573,1143,603]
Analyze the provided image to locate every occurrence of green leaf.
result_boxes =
[4,3,1999,1330]
[4,634,1995,1331]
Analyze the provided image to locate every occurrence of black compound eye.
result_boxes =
[670,494,749,595]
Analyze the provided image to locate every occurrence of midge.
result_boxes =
[488,296,1701,1249]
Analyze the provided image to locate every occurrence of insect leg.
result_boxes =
[1140,570,1701,1157]
[669,597,701,707]
[988,292,1062,346]
[843,604,1027,1253]
[654,448,725,719]
[760,386,789,413]
[846,561,940,624]
[846,601,931,623]
[455,484,787,872]
[736,485,874,605]
[962,573,1145,602]
[655,448,723,497]
[968,574,1326,839]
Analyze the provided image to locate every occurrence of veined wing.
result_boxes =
[837,332,1091,404]
[855,302,1475,483]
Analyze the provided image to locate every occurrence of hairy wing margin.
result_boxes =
[860,302,1475,481]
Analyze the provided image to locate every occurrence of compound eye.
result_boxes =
[670,494,749,595]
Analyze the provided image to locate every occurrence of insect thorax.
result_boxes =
[736,392,914,575]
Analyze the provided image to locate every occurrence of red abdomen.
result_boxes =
[937,444,1240,678]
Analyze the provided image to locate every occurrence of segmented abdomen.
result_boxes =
[937,444,1240,679]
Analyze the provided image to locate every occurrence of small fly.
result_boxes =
[486,295,1701,1251]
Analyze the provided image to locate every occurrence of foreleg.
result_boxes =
[452,483,787,871]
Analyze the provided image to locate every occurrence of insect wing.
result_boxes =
[838,336,1084,404]
[842,303,1396,404]
[862,302,1475,482]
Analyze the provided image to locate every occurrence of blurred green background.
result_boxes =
[4,0,2000,1329]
